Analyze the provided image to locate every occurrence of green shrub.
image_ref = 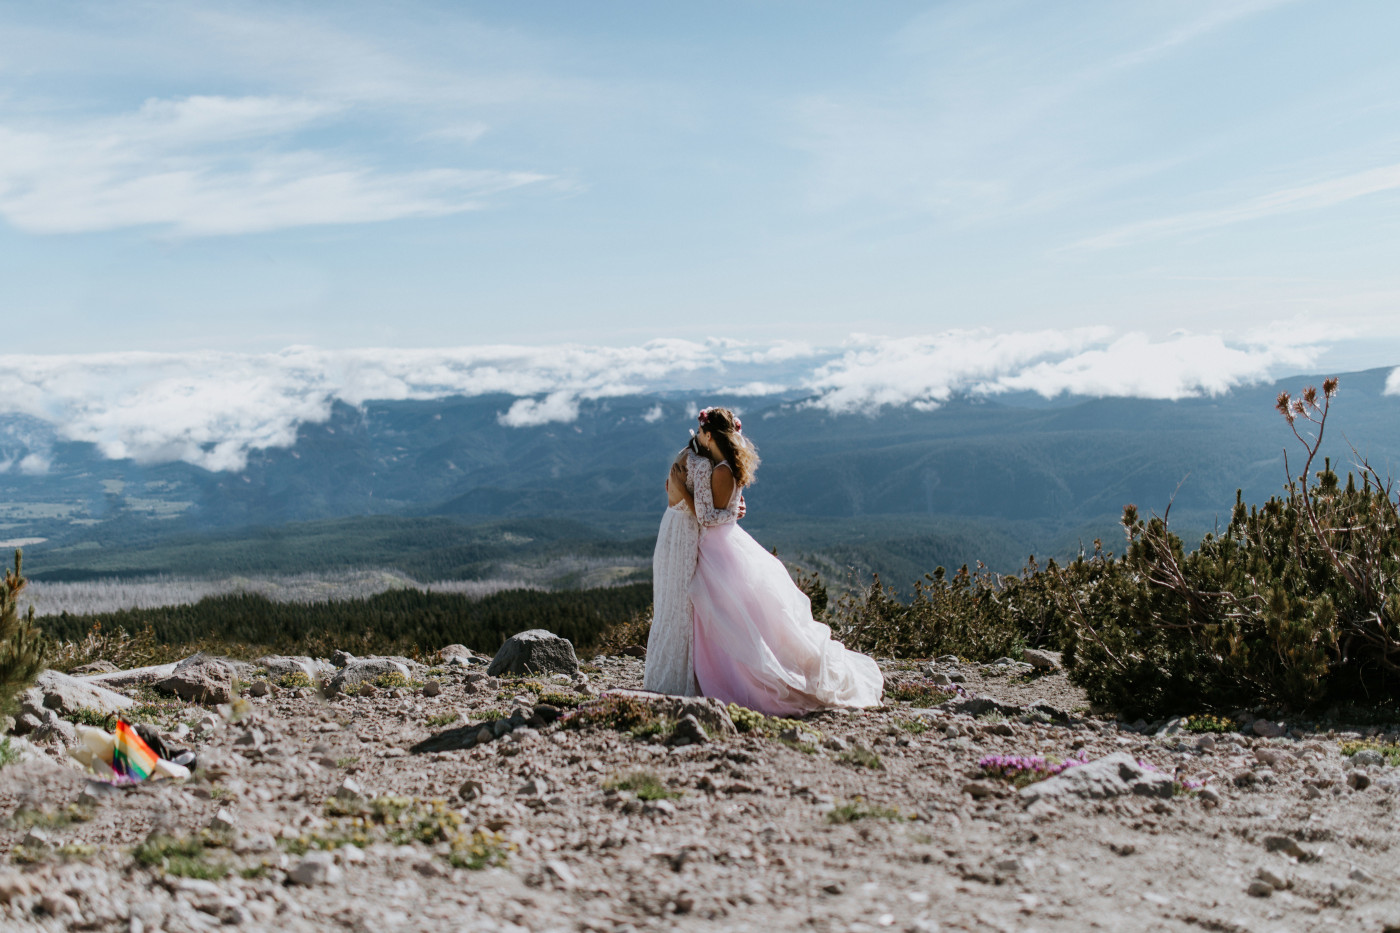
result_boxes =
[1181,714,1235,734]
[1062,379,1400,719]
[826,797,901,824]
[0,551,45,715]
[276,671,314,690]
[830,554,1087,663]
[605,771,681,800]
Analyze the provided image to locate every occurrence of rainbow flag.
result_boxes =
[112,720,159,781]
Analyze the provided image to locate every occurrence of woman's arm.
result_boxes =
[665,449,688,507]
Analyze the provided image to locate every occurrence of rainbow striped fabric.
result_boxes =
[112,720,159,781]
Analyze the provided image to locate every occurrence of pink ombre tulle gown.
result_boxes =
[687,457,884,717]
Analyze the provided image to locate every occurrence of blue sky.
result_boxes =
[3,0,1398,354]
[2,1,1400,470]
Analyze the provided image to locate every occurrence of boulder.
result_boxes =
[437,644,476,664]
[19,670,134,723]
[154,660,236,705]
[32,711,77,746]
[325,658,410,694]
[1022,649,1061,671]
[1019,752,1175,804]
[487,630,580,677]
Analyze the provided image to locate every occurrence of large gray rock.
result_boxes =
[487,630,579,677]
[18,670,134,725]
[1020,752,1175,804]
[325,658,410,694]
[154,660,236,704]
[32,710,77,746]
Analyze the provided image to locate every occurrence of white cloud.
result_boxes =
[641,404,665,424]
[805,329,1321,412]
[1385,368,1400,396]
[0,95,552,235]
[0,331,1334,474]
[497,392,581,428]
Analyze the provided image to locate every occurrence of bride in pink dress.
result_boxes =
[668,406,884,717]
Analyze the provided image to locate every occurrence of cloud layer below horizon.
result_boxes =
[0,331,1347,473]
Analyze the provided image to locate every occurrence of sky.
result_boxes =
[2,1,1399,470]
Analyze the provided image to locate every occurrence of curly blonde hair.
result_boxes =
[698,406,760,487]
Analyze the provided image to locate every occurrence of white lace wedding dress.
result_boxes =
[642,450,712,696]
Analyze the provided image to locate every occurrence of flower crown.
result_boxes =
[697,407,740,432]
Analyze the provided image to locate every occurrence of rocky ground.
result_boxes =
[3,643,1400,933]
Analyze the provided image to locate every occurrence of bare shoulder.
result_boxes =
[713,461,734,477]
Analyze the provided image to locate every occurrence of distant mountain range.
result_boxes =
[3,367,1398,584]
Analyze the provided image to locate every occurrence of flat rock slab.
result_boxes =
[600,690,738,737]
[19,670,134,722]
[487,629,580,677]
[78,661,181,689]
[940,696,1025,719]
[257,656,333,679]
[1019,751,1175,804]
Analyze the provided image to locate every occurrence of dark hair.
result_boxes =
[698,406,760,487]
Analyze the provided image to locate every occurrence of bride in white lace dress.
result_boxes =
[643,442,744,695]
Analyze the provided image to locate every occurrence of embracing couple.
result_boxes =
[643,406,884,717]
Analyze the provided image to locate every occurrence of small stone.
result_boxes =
[1252,719,1285,738]
[1304,785,1323,799]
[1349,867,1375,884]
[1351,749,1385,768]
[822,735,849,752]
[1247,880,1274,897]
[476,726,495,744]
[1198,787,1223,807]
[334,778,363,801]
[208,809,237,832]
[233,727,265,748]
[963,781,999,798]
[673,714,709,745]
[543,859,578,888]
[459,779,484,801]
[993,856,1026,874]
[519,778,549,797]
[21,827,51,850]
[1348,771,1372,791]
[1256,866,1288,890]
[289,851,343,886]
[358,682,378,697]
[422,680,442,697]
[1262,835,1308,859]
[823,882,845,895]
[247,681,271,698]
[928,672,952,686]
[1196,735,1216,752]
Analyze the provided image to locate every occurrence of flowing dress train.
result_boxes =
[643,451,702,696]
[689,458,884,717]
